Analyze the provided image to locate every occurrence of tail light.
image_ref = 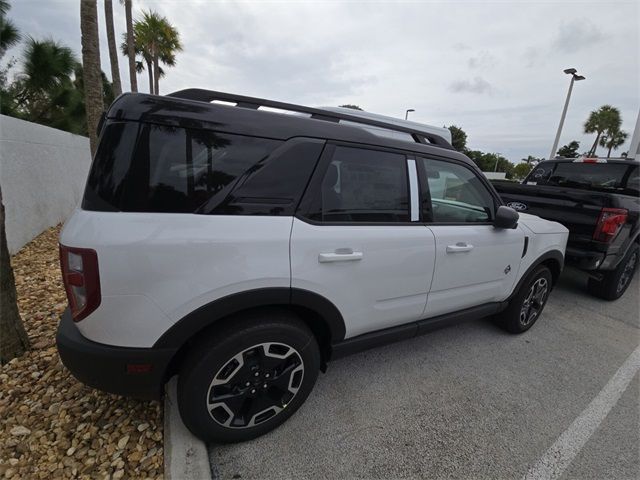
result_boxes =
[593,208,627,243]
[59,245,101,322]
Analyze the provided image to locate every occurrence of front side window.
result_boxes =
[420,158,494,223]
[305,146,409,223]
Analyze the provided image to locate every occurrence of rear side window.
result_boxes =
[303,145,409,223]
[525,162,635,194]
[84,122,281,213]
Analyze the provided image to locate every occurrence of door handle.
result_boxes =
[318,248,363,263]
[446,242,474,253]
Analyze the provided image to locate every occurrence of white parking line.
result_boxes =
[523,345,640,480]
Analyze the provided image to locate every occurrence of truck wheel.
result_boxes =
[500,265,552,334]
[177,309,320,443]
[588,245,638,301]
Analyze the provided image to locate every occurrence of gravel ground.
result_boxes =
[0,226,164,479]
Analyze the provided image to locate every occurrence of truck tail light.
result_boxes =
[59,245,101,322]
[593,208,627,243]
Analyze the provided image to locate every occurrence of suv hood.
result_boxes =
[517,213,569,235]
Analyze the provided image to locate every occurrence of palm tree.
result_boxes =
[103,0,121,96]
[599,129,628,158]
[584,105,622,156]
[0,1,29,362]
[0,0,20,54]
[9,38,76,121]
[19,38,76,95]
[122,0,137,92]
[0,185,30,364]
[80,0,103,155]
[123,10,182,94]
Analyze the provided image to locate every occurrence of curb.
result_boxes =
[164,376,212,480]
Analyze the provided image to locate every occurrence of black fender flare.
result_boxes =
[509,250,565,301]
[153,287,346,349]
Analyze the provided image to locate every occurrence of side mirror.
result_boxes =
[494,205,519,229]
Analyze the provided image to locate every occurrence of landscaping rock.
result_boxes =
[0,226,164,479]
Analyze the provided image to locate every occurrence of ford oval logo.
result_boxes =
[507,201,528,211]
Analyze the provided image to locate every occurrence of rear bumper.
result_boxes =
[56,308,176,400]
[565,246,622,272]
[565,246,605,271]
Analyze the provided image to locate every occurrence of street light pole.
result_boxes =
[549,68,585,160]
[405,109,415,120]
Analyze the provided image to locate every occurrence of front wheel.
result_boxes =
[499,265,552,333]
[587,245,638,301]
[177,310,320,443]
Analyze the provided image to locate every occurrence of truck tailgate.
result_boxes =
[495,183,609,243]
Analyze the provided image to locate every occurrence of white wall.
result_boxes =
[0,115,91,254]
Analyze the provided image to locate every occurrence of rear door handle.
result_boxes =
[446,242,474,253]
[318,248,363,263]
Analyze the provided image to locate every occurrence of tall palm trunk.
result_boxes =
[0,186,30,364]
[124,0,138,92]
[145,58,153,93]
[153,52,160,95]
[104,0,122,97]
[124,0,137,92]
[80,0,103,156]
[607,145,613,158]
[589,131,602,156]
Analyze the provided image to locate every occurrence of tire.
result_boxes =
[499,265,553,334]
[587,245,639,301]
[177,309,320,443]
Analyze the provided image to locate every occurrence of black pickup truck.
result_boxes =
[493,158,639,300]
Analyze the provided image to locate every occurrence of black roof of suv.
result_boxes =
[105,89,475,167]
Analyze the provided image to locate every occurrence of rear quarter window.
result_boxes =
[83,122,282,213]
[524,162,637,195]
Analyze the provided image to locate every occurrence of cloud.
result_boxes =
[449,76,493,94]
[522,46,540,68]
[553,19,606,53]
[468,50,496,69]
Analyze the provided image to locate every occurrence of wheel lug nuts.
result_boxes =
[265,373,270,378]
[254,372,259,377]
[245,382,250,387]
[263,384,268,389]
[250,388,256,394]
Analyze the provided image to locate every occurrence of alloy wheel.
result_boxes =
[206,343,304,429]
[520,277,549,326]
[616,251,638,295]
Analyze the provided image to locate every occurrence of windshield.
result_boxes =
[524,162,638,195]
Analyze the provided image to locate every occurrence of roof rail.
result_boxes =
[167,88,454,150]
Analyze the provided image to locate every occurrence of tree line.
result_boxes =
[0,0,181,143]
[446,104,630,182]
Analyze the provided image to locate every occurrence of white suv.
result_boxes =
[56,89,569,443]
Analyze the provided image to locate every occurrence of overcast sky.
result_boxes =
[6,0,639,162]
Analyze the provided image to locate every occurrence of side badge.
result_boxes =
[504,265,511,275]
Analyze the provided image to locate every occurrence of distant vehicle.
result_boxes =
[494,157,639,300]
[56,89,568,443]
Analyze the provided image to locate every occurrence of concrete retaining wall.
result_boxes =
[0,115,91,254]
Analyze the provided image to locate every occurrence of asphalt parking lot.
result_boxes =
[209,268,639,480]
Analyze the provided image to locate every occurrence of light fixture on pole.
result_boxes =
[405,109,415,120]
[549,68,586,159]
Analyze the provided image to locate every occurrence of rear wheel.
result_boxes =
[588,245,638,301]
[177,310,320,443]
[499,265,552,333]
